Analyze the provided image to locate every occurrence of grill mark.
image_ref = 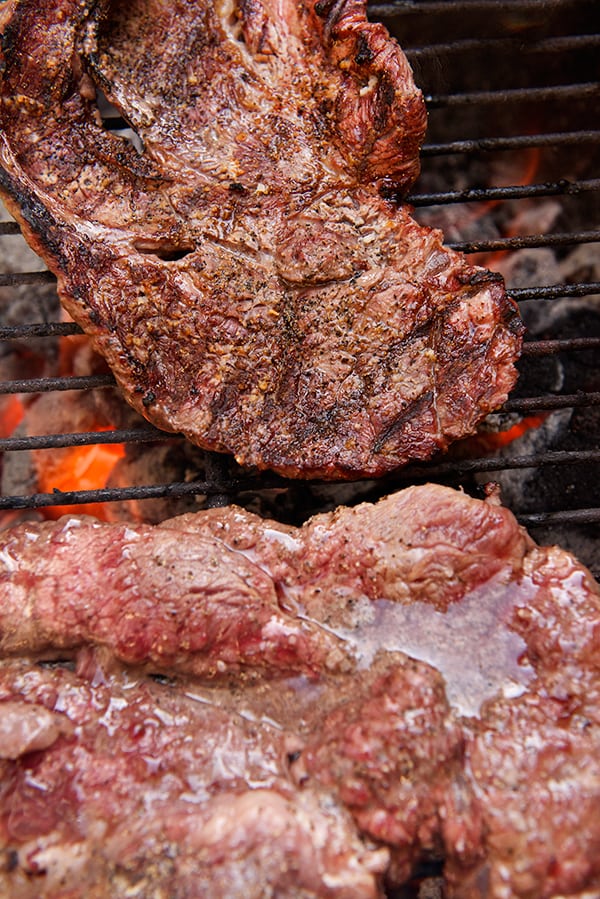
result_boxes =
[0,165,66,264]
[354,34,374,66]
[372,390,436,454]
[430,313,443,446]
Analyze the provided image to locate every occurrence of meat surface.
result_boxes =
[1,484,600,897]
[0,485,530,678]
[0,0,523,478]
[0,656,389,898]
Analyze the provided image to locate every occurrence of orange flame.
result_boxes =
[452,414,548,459]
[36,428,126,521]
[0,323,127,521]
[480,414,547,451]
[0,394,125,521]
[487,147,543,269]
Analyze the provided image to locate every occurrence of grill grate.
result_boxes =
[0,0,598,577]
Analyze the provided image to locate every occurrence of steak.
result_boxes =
[1,484,600,897]
[0,656,389,898]
[0,0,523,478]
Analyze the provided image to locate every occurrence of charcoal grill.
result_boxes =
[0,0,599,579]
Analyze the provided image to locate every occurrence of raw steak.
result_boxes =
[0,0,523,478]
[1,484,600,897]
[0,655,389,898]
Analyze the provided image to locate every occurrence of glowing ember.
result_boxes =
[36,429,126,520]
[478,415,548,451]
[451,414,548,459]
[0,317,129,521]
[472,146,542,269]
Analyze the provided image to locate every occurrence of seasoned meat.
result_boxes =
[0,485,530,678]
[0,0,523,478]
[0,656,388,898]
[1,484,600,897]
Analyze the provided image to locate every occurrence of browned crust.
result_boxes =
[0,0,523,479]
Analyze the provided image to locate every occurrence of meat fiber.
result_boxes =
[0,656,389,898]
[1,484,600,897]
[0,484,530,678]
[0,0,523,478]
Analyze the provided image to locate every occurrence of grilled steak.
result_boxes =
[1,484,600,897]
[0,0,523,478]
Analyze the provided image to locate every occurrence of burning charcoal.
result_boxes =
[474,298,600,575]
[494,247,562,291]
[1,388,136,520]
[106,442,210,523]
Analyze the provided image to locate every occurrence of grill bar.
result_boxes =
[2,453,600,514]
[3,226,597,286]
[523,338,600,356]
[370,0,590,12]
[1,290,598,342]
[448,230,600,253]
[0,480,250,512]
[0,428,168,453]
[0,408,600,458]
[0,322,82,340]
[3,225,597,262]
[2,331,599,356]
[503,393,600,413]
[0,391,598,441]
[510,282,600,301]
[0,134,595,186]
[405,33,600,58]
[0,359,598,412]
[0,222,22,235]
[0,270,55,287]
[399,449,600,478]
[409,178,600,206]
[424,83,599,109]
[422,130,600,157]
[518,508,600,526]
[0,375,115,394]
[102,121,598,157]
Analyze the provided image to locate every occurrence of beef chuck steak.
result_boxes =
[0,0,523,478]
[1,484,600,896]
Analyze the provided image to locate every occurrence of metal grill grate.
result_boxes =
[0,0,598,575]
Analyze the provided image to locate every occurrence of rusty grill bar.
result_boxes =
[0,0,599,578]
